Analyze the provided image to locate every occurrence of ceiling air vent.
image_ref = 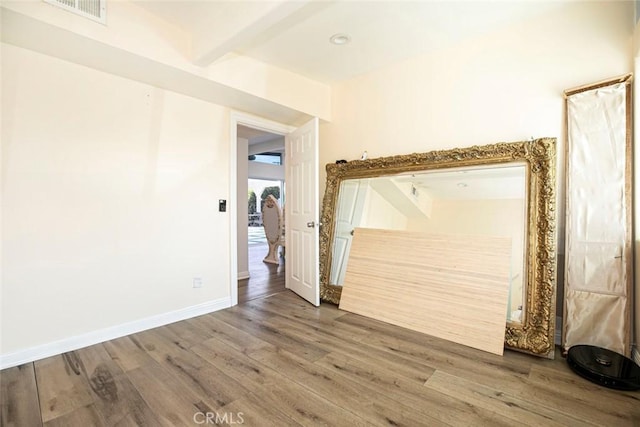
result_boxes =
[44,0,106,24]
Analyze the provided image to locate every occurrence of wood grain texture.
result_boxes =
[314,351,514,427]
[132,328,250,409]
[72,345,161,426]
[339,228,511,355]
[126,362,211,426]
[248,345,448,426]
[35,346,161,426]
[425,370,585,426]
[193,339,368,427]
[518,364,640,426]
[34,354,94,423]
[43,404,103,427]
[337,307,537,394]
[238,241,286,303]
[3,291,639,426]
[0,363,43,427]
[102,336,157,373]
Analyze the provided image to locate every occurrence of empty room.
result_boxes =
[1,0,639,425]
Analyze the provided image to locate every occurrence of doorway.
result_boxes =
[230,113,320,307]
[238,228,286,303]
[240,176,286,303]
[232,115,293,306]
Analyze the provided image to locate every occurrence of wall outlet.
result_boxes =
[193,277,203,288]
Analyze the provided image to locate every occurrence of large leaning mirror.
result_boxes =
[319,138,557,357]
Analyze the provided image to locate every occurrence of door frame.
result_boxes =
[229,112,294,306]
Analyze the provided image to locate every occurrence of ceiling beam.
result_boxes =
[192,0,329,67]
[0,7,311,126]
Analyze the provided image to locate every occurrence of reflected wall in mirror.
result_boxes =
[319,138,557,357]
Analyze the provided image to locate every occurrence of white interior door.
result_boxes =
[285,118,320,306]
[330,179,368,285]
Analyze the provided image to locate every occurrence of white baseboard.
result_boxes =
[238,271,250,280]
[633,346,640,366]
[0,296,231,370]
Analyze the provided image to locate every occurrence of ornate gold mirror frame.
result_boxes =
[319,138,557,357]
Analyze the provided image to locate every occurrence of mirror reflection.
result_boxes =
[329,164,527,323]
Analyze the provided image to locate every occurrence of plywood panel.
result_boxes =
[339,228,511,355]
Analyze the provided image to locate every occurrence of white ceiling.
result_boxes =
[392,164,526,200]
[133,0,568,84]
[237,124,279,141]
[238,125,285,155]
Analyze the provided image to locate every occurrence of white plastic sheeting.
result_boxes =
[563,79,632,356]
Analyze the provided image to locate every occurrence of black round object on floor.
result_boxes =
[567,345,640,391]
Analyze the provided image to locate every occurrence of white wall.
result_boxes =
[413,199,524,259]
[360,188,407,230]
[1,2,331,123]
[320,1,633,205]
[330,1,632,151]
[1,44,231,359]
[320,0,634,347]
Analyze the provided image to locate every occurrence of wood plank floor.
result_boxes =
[238,241,286,304]
[2,293,639,426]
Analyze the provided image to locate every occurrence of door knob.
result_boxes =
[307,221,316,228]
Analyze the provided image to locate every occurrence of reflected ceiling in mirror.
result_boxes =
[319,139,557,357]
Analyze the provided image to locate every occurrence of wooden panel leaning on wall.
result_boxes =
[339,228,512,355]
